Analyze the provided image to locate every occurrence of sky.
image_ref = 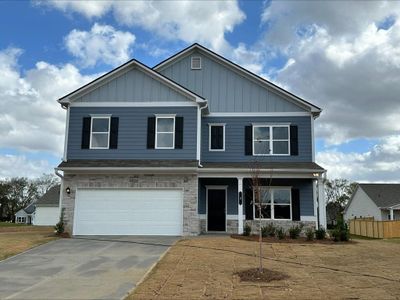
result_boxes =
[0,0,400,182]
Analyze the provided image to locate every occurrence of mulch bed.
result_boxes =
[235,268,289,282]
[231,234,356,244]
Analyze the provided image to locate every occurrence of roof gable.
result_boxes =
[359,184,400,208]
[59,60,205,106]
[154,43,321,116]
[36,185,60,207]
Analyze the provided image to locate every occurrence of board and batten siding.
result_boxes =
[67,107,197,160]
[201,116,312,162]
[344,188,382,221]
[158,50,306,113]
[73,67,193,103]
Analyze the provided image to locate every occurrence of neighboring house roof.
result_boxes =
[24,203,36,214]
[36,185,60,207]
[57,59,207,106]
[358,184,400,208]
[153,43,322,117]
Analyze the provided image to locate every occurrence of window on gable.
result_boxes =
[90,117,110,149]
[209,124,225,151]
[156,116,175,149]
[191,57,201,69]
[254,188,291,220]
[253,125,289,155]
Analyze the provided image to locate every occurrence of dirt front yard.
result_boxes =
[129,236,400,299]
[0,224,57,261]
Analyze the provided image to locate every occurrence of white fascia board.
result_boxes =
[154,44,321,114]
[61,167,198,174]
[207,112,312,117]
[70,101,199,107]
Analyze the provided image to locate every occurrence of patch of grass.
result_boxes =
[0,222,28,227]
[349,234,380,240]
[0,228,57,261]
[384,238,400,244]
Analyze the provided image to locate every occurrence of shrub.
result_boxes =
[54,208,65,235]
[315,227,326,240]
[243,223,252,236]
[288,225,303,239]
[331,217,350,242]
[305,228,314,241]
[261,223,276,237]
[276,227,286,240]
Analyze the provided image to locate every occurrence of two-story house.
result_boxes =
[56,43,326,236]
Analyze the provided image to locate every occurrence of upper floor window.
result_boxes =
[209,124,225,151]
[253,125,289,155]
[90,116,110,149]
[191,57,202,69]
[155,115,175,149]
[254,187,291,220]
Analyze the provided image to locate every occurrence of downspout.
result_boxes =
[197,100,208,168]
[54,168,64,220]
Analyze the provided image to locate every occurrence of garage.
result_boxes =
[73,189,183,236]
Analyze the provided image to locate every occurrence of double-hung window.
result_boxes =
[90,116,110,149]
[254,187,291,220]
[209,124,225,151]
[17,217,26,223]
[156,115,175,149]
[253,125,289,155]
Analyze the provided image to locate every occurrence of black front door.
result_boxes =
[207,189,226,231]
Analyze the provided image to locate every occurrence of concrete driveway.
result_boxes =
[0,236,179,300]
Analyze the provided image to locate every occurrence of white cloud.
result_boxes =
[65,23,136,68]
[38,0,245,52]
[0,155,53,179]
[317,135,400,182]
[0,47,95,156]
[259,2,400,145]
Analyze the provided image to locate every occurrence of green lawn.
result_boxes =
[0,222,28,227]
[384,238,400,244]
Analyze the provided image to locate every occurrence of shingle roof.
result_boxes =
[359,184,400,208]
[23,203,35,214]
[58,160,199,168]
[36,185,60,207]
[201,162,325,170]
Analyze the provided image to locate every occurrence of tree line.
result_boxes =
[0,174,60,221]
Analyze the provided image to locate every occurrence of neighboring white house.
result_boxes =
[33,185,60,226]
[344,184,400,221]
[15,203,35,224]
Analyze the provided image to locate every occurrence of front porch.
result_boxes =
[197,162,326,234]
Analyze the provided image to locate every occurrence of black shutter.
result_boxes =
[147,117,155,149]
[81,117,91,149]
[291,188,300,221]
[175,117,184,149]
[245,125,253,155]
[109,117,119,149]
[290,125,298,156]
[245,188,254,220]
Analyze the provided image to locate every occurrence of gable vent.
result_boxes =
[191,57,201,70]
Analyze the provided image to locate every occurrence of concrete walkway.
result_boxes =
[0,236,178,300]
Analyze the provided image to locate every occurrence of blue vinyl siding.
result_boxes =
[67,106,197,160]
[201,116,312,162]
[158,50,307,113]
[198,178,314,217]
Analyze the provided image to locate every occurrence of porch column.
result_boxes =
[238,177,244,234]
[390,208,394,220]
[318,178,327,229]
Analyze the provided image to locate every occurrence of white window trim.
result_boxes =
[89,116,111,150]
[209,123,225,152]
[191,56,202,70]
[253,187,292,220]
[252,124,290,156]
[17,216,26,223]
[155,115,176,149]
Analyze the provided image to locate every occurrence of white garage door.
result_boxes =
[74,189,183,235]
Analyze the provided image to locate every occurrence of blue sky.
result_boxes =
[0,1,400,181]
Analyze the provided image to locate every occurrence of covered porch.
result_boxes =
[197,162,326,234]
